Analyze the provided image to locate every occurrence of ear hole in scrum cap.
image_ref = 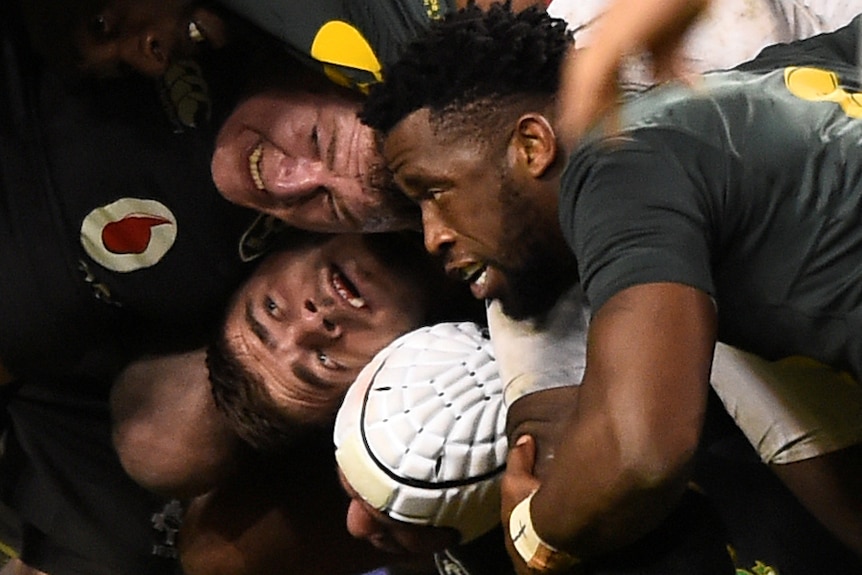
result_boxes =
[334,321,507,543]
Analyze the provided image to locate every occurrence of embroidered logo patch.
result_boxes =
[81,198,177,272]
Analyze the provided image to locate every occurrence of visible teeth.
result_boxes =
[473,268,488,287]
[188,21,206,43]
[249,144,265,191]
[333,271,366,309]
[459,262,486,283]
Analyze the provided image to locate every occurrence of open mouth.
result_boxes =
[185,11,226,48]
[249,143,265,191]
[458,261,488,288]
[187,21,206,44]
[332,267,367,309]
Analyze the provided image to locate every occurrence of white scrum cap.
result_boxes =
[333,321,506,544]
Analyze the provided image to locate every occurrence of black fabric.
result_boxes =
[1,0,261,385]
[696,395,862,575]
[0,3,264,574]
[215,0,458,91]
[560,15,862,378]
[0,380,182,575]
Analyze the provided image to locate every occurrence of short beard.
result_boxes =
[496,176,579,321]
[499,251,578,320]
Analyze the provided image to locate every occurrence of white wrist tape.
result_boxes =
[509,491,581,572]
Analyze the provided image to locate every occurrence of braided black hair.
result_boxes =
[361,2,573,134]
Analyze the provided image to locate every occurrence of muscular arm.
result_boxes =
[110,350,241,499]
[178,433,433,575]
[528,282,716,558]
[772,445,862,557]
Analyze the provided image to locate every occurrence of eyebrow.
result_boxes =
[245,301,343,391]
[245,301,277,350]
[397,163,447,186]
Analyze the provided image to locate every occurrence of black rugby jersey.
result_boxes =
[0,2,262,383]
[216,0,457,93]
[560,16,862,378]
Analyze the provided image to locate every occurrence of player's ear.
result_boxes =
[511,113,558,177]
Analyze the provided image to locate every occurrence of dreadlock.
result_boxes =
[361,2,573,134]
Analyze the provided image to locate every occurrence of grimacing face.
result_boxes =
[220,233,428,424]
[212,81,419,233]
[338,469,459,556]
[383,108,576,320]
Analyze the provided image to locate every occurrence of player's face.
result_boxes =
[221,233,428,424]
[338,469,459,555]
[212,82,419,233]
[384,108,575,319]
[25,0,228,77]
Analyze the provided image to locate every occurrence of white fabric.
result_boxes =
[333,322,507,543]
[711,344,862,464]
[488,286,862,464]
[547,0,860,92]
[486,283,590,407]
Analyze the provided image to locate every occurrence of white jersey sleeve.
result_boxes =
[487,285,862,464]
[711,343,862,465]
[485,284,590,407]
[547,0,859,92]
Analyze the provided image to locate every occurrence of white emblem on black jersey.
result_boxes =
[80,198,177,272]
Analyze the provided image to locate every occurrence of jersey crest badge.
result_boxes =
[80,198,177,272]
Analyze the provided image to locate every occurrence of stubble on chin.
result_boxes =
[497,179,578,321]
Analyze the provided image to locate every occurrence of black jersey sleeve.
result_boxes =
[559,129,725,312]
[216,0,458,91]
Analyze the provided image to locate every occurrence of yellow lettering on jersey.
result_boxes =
[311,21,383,93]
[785,66,862,119]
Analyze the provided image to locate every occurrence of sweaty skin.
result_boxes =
[211,81,412,233]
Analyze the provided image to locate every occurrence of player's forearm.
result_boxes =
[529,383,700,558]
[527,283,715,559]
[507,386,581,479]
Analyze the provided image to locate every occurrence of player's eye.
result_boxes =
[317,351,339,369]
